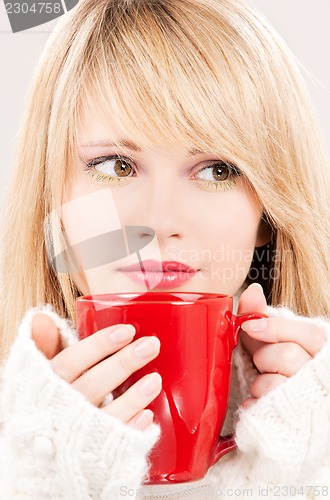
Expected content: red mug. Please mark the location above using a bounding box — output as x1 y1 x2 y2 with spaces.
76 291 266 484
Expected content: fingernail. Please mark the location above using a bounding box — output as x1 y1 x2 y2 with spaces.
109 324 135 344
241 319 268 332
132 410 154 430
249 283 264 291
134 337 160 359
139 373 162 396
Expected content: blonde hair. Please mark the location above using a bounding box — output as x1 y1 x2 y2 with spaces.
1 0 330 361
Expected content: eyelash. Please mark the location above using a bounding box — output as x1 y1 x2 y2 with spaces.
84 155 135 185
83 155 242 191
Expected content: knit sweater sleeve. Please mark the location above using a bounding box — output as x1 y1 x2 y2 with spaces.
0 306 160 500
207 305 330 498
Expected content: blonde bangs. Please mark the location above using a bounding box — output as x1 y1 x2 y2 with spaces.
76 0 271 161
75 0 330 203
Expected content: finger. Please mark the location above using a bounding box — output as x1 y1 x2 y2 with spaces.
73 336 160 406
241 317 326 357
51 324 135 382
31 313 62 359
250 373 287 399
253 342 311 376
127 409 154 431
238 283 268 316
240 397 257 409
103 372 162 423
238 283 268 357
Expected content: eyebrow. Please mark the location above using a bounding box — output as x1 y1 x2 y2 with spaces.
81 140 142 151
80 140 205 157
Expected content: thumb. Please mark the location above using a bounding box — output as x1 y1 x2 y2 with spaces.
31 313 62 359
238 283 268 357
238 282 268 316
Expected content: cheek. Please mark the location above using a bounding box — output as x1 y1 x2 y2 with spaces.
194 191 261 293
61 181 124 294
197 190 261 254
61 187 123 252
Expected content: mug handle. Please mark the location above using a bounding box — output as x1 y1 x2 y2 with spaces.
211 310 268 465
212 434 237 464
232 311 268 347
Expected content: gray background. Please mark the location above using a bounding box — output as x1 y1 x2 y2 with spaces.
1 1 330 209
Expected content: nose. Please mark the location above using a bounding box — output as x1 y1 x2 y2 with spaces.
126 175 186 243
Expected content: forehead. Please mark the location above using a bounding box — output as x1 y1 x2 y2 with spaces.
77 97 127 144
77 95 202 157
75 76 252 165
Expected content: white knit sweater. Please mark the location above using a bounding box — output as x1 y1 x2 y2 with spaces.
0 304 330 500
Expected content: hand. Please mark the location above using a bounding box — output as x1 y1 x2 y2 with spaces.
238 283 326 408
31 313 162 430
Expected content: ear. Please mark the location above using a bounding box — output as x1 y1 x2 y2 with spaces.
255 215 272 247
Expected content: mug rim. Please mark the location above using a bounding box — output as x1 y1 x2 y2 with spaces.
76 291 231 305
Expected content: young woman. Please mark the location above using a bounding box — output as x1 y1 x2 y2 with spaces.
1 0 330 498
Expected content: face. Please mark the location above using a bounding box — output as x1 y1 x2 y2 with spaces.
60 101 265 297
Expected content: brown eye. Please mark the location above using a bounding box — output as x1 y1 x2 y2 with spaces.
113 159 133 177
87 156 135 179
196 161 239 183
193 161 241 191
211 163 230 181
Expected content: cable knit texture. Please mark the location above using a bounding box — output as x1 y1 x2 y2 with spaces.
1 305 330 499
206 306 330 499
0 306 159 499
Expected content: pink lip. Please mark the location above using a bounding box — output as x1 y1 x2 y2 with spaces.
118 260 198 290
